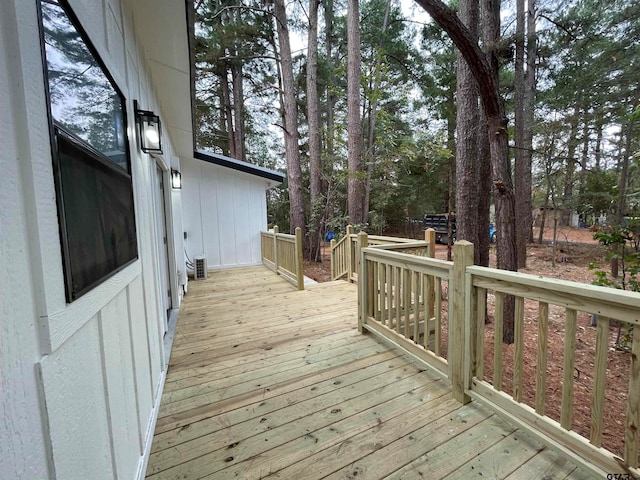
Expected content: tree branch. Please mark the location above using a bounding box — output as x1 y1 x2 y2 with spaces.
413 0 502 119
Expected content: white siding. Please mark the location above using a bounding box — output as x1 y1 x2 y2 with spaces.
1 0 187 478
127 276 153 448
39 319 113 479
182 157 270 270
99 291 142 478
0 3 49 477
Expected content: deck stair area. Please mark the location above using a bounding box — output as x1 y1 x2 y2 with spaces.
145 266 591 479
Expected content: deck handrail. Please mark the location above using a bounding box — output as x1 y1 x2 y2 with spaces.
358 239 640 478
464 263 640 477
330 225 353 280
331 226 436 282
260 226 304 290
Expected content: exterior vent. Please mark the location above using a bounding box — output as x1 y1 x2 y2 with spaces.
194 256 207 280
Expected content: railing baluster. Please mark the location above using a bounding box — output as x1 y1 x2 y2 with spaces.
590 316 609 447
422 273 429 350
381 264 388 326
372 260 379 320
434 278 441 357
295 227 304 290
384 265 393 328
395 266 401 334
494 292 504 391
413 271 420 344
273 225 279 273
367 260 375 318
535 302 549 416
625 323 640 468
476 287 487 381
514 296 525 402
403 268 411 339
561 308 577 430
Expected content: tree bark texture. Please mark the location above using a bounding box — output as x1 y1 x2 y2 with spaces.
347 0 365 226
220 70 235 157
414 0 518 341
514 0 526 267
446 94 456 262
273 0 306 235
455 0 480 255
231 57 245 161
477 103 491 267
483 0 517 343
307 0 322 261
563 102 582 225
325 0 336 160
612 102 637 278
523 0 536 243
363 0 393 225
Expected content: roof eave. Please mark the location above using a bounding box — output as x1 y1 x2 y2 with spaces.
193 150 285 184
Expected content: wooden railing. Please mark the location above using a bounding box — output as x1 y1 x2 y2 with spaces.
331 226 435 282
358 240 640 477
359 232 450 377
465 260 640 477
330 226 352 281
260 226 304 290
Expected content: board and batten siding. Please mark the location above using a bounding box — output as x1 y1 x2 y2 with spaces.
0 0 186 479
182 156 269 269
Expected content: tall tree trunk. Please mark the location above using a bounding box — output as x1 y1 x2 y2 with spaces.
477 103 491 267
347 0 364 225
455 0 479 255
579 111 590 207
514 0 526 267
539 131 558 243
523 0 536 243
273 0 306 236
563 102 582 225
514 0 536 261
595 116 603 170
307 0 322 261
363 0 393 224
446 91 456 262
220 67 235 157
325 0 335 161
612 101 637 277
231 57 245 161
483 0 517 343
415 0 518 342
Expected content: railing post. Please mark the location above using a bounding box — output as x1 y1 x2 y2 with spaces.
295 227 304 290
357 231 369 333
330 238 336 280
346 225 354 281
451 240 474 404
273 225 279 274
355 230 368 285
425 228 436 319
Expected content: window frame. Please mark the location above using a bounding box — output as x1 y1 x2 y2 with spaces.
37 0 138 303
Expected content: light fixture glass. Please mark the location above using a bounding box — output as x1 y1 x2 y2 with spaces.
171 169 182 189
134 100 162 154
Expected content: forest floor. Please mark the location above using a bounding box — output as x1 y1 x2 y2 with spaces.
303 226 634 460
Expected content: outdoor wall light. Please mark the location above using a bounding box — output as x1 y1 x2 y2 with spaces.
171 169 182 189
134 100 162 154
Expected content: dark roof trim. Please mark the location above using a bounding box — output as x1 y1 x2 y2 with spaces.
194 150 285 183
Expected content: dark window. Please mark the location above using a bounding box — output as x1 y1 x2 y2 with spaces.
39 0 137 302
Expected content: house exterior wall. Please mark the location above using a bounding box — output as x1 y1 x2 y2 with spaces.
0 0 186 478
182 156 269 269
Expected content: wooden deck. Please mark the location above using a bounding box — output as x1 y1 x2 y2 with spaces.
146 266 591 480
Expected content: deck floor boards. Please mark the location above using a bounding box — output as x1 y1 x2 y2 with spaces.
146 266 590 479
